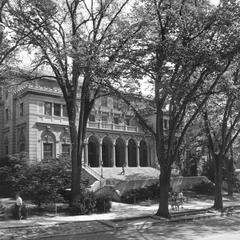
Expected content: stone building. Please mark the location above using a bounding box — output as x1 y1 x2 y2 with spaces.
0 78 168 171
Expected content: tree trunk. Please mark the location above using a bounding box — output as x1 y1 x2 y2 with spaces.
70 124 80 204
213 154 223 210
156 164 171 218
227 157 234 196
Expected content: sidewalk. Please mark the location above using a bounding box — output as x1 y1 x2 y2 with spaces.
1 193 240 228
0 193 240 239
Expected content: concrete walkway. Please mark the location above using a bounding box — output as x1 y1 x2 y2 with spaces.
1 193 240 228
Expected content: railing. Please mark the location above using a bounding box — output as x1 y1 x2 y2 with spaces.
37 115 68 124
87 121 139 132
83 164 102 181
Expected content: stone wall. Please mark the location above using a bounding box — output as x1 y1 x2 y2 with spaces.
171 176 211 192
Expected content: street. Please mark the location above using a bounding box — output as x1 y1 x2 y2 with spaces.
39 215 240 240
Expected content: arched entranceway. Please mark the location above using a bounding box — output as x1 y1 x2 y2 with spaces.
88 136 99 167
140 140 148 166
128 139 137 167
115 138 125 167
102 137 113 167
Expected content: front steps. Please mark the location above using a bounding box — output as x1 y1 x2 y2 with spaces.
82 166 160 198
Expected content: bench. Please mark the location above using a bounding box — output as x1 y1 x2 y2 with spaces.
169 193 185 211
221 207 234 216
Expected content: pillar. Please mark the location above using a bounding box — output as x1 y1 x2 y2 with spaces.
112 143 116 167
137 142 140 167
125 142 128 167
99 141 103 167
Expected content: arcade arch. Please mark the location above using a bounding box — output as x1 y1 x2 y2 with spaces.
84 134 150 168
102 137 113 167
88 135 99 167
115 138 125 167
140 140 148 167
128 138 137 167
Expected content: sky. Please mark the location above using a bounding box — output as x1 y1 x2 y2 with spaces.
210 0 220 5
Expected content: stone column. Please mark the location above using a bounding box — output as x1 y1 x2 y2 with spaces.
125 142 128 167
112 142 116 167
84 141 88 166
99 142 103 167
137 142 140 167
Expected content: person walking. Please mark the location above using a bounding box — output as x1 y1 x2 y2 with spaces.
121 162 126 175
15 193 23 220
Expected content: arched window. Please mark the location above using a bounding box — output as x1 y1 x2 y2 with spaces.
41 131 56 160
60 132 71 158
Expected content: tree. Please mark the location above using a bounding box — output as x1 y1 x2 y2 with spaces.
107 0 240 217
7 0 142 202
203 59 240 208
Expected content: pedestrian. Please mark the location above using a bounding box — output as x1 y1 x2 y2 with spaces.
121 162 126 175
15 192 23 220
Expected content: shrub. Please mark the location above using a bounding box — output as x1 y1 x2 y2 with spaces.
0 153 28 197
121 183 160 203
191 181 215 195
19 158 71 207
69 191 96 215
0 155 71 206
95 197 112 213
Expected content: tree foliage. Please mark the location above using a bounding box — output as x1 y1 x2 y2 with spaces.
7 0 141 202
0 155 71 206
107 0 240 217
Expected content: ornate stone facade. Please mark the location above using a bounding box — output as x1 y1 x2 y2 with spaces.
0 79 163 168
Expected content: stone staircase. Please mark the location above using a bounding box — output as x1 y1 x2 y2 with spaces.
82 167 160 198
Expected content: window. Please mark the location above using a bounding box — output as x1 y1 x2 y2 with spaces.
20 103 24 116
43 143 53 159
125 118 130 126
102 114 108 122
62 105 68 117
54 103 61 116
44 102 52 116
62 144 71 157
114 116 119 124
101 96 108 107
5 108 9 121
113 98 119 109
164 119 168 129
19 143 25 152
89 114 95 122
18 128 25 152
